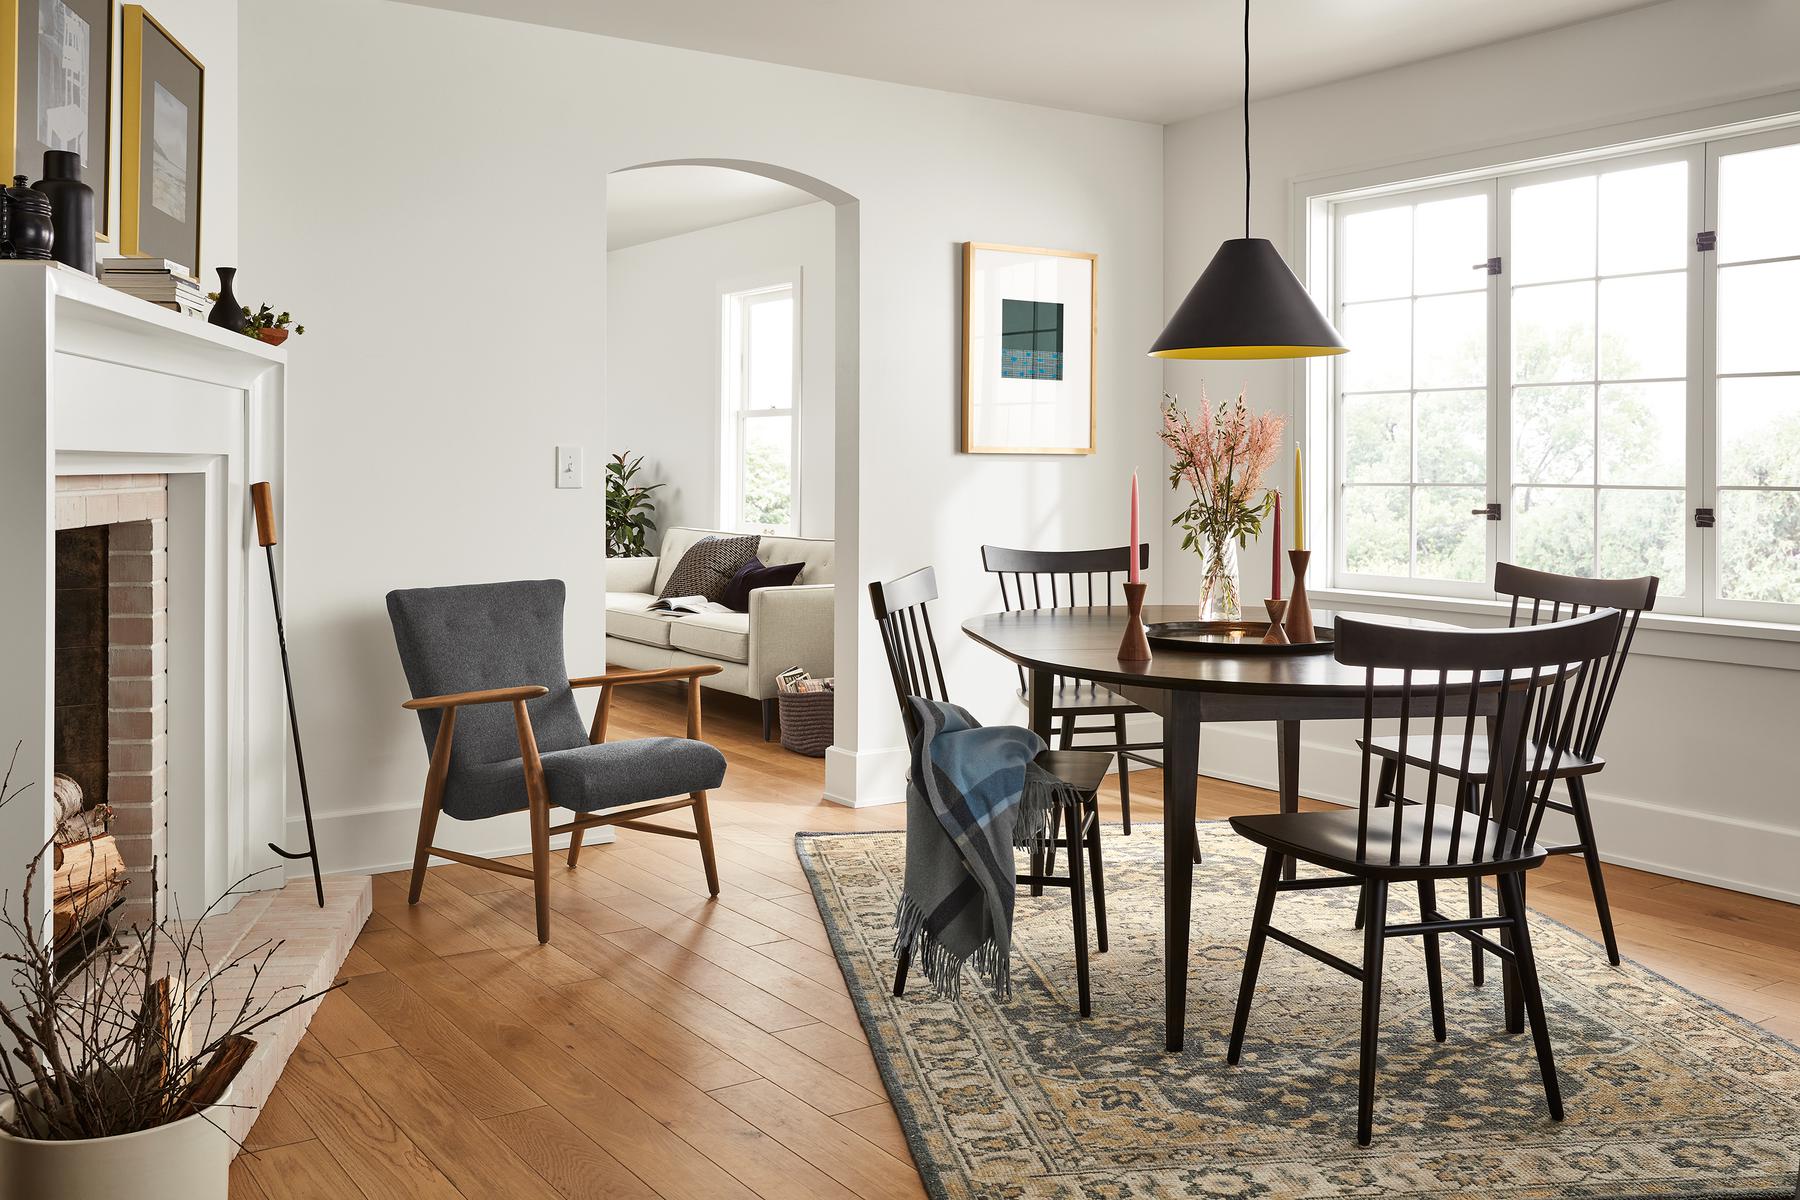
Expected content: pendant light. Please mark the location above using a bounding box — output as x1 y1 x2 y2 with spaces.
1150 0 1346 360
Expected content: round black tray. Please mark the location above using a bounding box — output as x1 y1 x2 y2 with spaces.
1145 619 1335 655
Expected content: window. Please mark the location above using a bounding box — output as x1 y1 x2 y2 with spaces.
1323 126 1800 623
721 278 800 535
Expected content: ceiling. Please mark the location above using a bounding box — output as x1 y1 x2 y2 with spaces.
607 166 821 250
405 0 1663 124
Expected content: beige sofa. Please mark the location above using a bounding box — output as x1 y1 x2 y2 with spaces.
605 527 834 739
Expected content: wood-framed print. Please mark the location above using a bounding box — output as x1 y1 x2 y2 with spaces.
119 4 198 275
961 242 1097 455
2 0 114 235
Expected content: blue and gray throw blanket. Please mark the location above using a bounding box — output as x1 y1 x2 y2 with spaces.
894 697 1081 1000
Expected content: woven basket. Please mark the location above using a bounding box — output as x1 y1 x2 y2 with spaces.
777 688 834 757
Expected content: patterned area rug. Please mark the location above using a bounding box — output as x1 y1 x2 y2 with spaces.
798 822 1800 1199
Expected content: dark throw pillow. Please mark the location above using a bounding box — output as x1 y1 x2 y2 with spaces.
725 560 804 612
658 534 760 603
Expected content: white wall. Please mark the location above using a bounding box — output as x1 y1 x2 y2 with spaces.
239 0 1164 867
1160 0 1800 900
607 200 836 542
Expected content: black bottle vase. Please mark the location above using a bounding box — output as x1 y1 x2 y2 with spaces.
4 175 54 261
209 267 245 331
32 150 94 274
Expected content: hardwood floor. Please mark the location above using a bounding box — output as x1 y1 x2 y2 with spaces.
237 683 1800 1199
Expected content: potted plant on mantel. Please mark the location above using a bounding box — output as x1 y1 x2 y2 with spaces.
0 750 337 1199
241 303 304 346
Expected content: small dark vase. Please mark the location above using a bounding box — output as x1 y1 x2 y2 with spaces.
32 150 94 274
4 175 55 261
209 267 245 331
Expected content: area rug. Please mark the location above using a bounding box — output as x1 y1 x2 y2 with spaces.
797 822 1800 1199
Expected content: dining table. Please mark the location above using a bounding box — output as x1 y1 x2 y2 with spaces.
961 603 1525 1052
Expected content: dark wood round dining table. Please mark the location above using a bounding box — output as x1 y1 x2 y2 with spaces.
962 604 1516 1051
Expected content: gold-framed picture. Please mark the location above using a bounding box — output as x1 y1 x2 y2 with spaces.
3 0 115 236
961 241 1097 455
119 3 198 274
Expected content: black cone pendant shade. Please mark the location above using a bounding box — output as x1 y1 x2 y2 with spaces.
1150 0 1346 361
1149 237 1345 360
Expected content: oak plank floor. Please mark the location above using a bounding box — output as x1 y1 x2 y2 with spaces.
238 683 1800 1198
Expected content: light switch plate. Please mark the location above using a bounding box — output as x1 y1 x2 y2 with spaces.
556 445 583 489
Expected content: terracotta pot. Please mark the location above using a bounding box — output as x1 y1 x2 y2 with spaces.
256 327 289 346
0 1088 233 1199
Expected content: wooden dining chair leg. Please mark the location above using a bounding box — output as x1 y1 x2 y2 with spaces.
1356 879 1390 1148
1418 879 1447 1042
1084 797 1107 952
1352 759 1400 932
1227 850 1283 1064
1463 782 1486 988
893 944 912 996
1113 712 1132 834
1496 872 1526 1035
1029 832 1047 898
1064 799 1092 1018
1502 872 1564 1121
692 791 721 897
1567 776 1621 966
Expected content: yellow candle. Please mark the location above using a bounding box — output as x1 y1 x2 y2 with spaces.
1297 448 1307 550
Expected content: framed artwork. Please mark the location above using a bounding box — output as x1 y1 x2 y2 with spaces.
2 0 114 235
961 242 1097 455
119 4 198 274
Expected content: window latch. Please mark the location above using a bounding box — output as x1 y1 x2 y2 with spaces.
1694 507 1715 528
1696 231 1717 253
1472 502 1502 521
1472 256 1502 275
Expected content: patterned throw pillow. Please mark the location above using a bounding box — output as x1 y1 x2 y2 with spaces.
658 534 761 603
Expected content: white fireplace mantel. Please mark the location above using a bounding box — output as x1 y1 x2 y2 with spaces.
0 262 289 941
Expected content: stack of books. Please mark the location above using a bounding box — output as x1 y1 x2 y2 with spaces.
99 259 207 318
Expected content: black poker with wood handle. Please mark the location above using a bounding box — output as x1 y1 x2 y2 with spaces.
252 481 325 907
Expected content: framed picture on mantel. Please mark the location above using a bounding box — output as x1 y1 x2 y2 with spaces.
961 241 1097 455
119 4 200 276
2 0 115 236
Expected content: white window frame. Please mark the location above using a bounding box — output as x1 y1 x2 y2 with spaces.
1306 115 1800 627
719 272 802 536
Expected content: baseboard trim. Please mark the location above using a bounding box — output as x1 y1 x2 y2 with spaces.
823 744 908 808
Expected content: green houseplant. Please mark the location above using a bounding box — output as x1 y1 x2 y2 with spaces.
606 452 664 558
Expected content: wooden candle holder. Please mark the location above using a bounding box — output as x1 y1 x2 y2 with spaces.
1262 599 1290 643
1117 581 1151 662
1284 550 1316 643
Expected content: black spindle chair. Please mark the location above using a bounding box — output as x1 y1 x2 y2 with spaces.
1364 563 1656 980
1224 608 1624 1145
869 566 1112 1016
980 544 1162 838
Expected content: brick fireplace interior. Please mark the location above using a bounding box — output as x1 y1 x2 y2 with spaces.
52 474 169 930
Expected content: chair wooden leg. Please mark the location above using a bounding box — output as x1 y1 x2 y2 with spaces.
692 791 721 896
1228 850 1283 1064
1503 872 1563 1121
1568 776 1621 966
1064 799 1091 1018
1469 876 1486 987
1354 760 1398 931
1084 797 1107 952
566 824 586 869
409 709 456 904
1113 712 1132 835
528 796 552 944
1497 871 1525 1035
1419 879 1447 1042
1357 879 1390 1147
1029 831 1047 898
893 943 911 996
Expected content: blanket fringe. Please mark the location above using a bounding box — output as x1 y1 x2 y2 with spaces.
1016 762 1083 850
893 893 1011 1001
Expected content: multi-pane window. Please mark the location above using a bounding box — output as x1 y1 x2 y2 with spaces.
1326 127 1800 623
721 280 800 535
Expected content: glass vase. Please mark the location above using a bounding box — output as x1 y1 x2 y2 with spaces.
1198 531 1241 623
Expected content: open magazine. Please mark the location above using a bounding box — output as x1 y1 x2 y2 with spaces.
649 595 733 614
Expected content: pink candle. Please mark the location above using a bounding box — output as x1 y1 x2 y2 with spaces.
1129 471 1141 584
1270 491 1282 602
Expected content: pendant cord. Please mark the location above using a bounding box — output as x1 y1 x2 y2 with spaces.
1243 0 1251 241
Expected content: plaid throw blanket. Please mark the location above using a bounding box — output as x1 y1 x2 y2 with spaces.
894 698 1080 999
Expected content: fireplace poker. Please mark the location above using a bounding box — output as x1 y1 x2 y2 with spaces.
252 481 325 907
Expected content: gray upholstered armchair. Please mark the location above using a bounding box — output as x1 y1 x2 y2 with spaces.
386 579 727 943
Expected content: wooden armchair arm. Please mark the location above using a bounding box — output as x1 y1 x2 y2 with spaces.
403 684 549 711
573 665 720 744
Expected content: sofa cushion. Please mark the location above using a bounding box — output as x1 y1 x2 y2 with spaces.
723 559 804 612
668 611 752 664
656 527 834 590
605 592 677 648
658 534 760 602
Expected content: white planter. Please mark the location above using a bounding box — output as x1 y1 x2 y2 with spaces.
0 1090 232 1200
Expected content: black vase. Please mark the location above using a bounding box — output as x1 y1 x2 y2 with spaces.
32 150 94 274
209 267 245 331
3 175 54 261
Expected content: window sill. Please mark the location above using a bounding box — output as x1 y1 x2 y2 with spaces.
1311 586 1800 672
